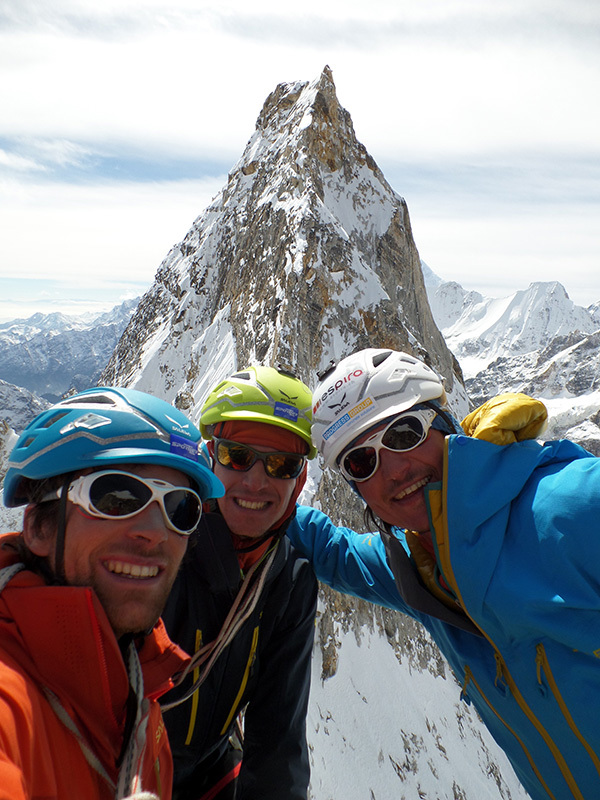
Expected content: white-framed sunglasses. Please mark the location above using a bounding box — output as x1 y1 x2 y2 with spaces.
338 408 437 483
42 470 202 536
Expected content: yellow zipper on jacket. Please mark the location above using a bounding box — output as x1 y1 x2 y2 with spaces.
433 441 586 799
535 643 600 778
220 624 260 736
462 665 557 800
184 629 203 746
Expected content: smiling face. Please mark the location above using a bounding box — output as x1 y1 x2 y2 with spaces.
23 463 189 640
214 444 298 538
352 423 446 539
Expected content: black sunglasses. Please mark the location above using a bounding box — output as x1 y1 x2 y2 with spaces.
213 438 306 480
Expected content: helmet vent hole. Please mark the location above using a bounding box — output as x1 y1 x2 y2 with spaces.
61 393 116 406
372 351 392 368
41 411 69 428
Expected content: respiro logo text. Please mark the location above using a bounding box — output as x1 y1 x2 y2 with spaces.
313 369 364 414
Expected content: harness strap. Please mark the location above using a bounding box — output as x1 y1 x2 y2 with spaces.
0 563 25 591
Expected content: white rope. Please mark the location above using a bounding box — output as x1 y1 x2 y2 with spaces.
115 643 151 799
161 541 279 711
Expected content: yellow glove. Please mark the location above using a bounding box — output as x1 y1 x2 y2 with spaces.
461 393 548 445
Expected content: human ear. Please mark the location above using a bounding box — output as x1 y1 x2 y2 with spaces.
22 506 56 557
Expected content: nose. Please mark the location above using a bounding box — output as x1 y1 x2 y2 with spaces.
240 460 270 489
376 447 411 480
125 502 170 543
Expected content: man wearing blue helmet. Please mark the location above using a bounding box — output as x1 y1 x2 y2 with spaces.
0 387 224 800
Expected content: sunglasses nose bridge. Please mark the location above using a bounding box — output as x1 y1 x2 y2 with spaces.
239 456 271 484
121 499 171 541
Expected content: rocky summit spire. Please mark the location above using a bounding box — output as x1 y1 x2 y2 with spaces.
101 66 465 417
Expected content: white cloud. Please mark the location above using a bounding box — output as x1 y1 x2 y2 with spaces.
0 0 598 319
0 175 223 283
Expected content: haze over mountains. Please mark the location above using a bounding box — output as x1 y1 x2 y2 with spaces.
1 67 598 799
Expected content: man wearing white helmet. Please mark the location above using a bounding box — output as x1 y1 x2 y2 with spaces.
287 348 600 800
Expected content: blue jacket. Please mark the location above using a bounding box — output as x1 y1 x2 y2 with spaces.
287 434 600 800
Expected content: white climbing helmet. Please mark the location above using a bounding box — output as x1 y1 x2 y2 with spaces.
312 349 446 469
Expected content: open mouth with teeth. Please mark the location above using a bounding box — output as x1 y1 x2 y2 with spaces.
393 476 431 501
234 498 269 511
105 560 160 579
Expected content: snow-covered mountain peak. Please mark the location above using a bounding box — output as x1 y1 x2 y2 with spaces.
441 279 596 375
103 68 466 418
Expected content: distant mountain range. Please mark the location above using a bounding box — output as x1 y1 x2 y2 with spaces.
423 263 600 454
0 298 138 403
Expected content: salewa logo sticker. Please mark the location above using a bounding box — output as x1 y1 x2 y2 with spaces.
327 392 350 416
280 389 299 403
274 402 299 422
170 435 199 461
165 414 190 434
60 413 111 435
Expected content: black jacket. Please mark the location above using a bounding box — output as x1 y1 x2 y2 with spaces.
161 511 318 800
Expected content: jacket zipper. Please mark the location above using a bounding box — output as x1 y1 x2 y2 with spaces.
464 650 590 800
461 665 557 800
184 629 203 746
220 624 260 736
535 643 600 779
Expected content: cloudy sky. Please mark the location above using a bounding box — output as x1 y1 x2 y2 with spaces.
1 0 599 322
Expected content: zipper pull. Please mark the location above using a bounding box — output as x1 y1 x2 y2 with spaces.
493 651 509 696
535 644 543 684
494 651 503 686
460 666 472 702
535 643 548 696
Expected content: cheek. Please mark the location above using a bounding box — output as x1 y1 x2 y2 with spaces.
170 534 188 565
356 474 383 508
213 463 236 494
279 481 296 507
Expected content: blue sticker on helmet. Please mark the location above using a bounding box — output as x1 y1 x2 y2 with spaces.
274 402 299 422
170 434 199 461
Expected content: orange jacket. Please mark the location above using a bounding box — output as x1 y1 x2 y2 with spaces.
0 534 189 800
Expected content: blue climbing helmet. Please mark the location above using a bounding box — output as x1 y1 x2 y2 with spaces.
3 386 224 507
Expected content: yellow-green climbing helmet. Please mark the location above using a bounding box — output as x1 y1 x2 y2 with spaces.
200 366 316 458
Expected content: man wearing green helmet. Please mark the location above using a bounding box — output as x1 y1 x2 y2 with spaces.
0 387 224 800
159 366 318 800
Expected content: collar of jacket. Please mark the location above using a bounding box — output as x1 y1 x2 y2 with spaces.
185 512 290 597
427 435 585 616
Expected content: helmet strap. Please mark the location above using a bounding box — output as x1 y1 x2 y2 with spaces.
51 478 70 586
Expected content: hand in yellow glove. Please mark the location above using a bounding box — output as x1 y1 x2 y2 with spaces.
461 393 548 445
